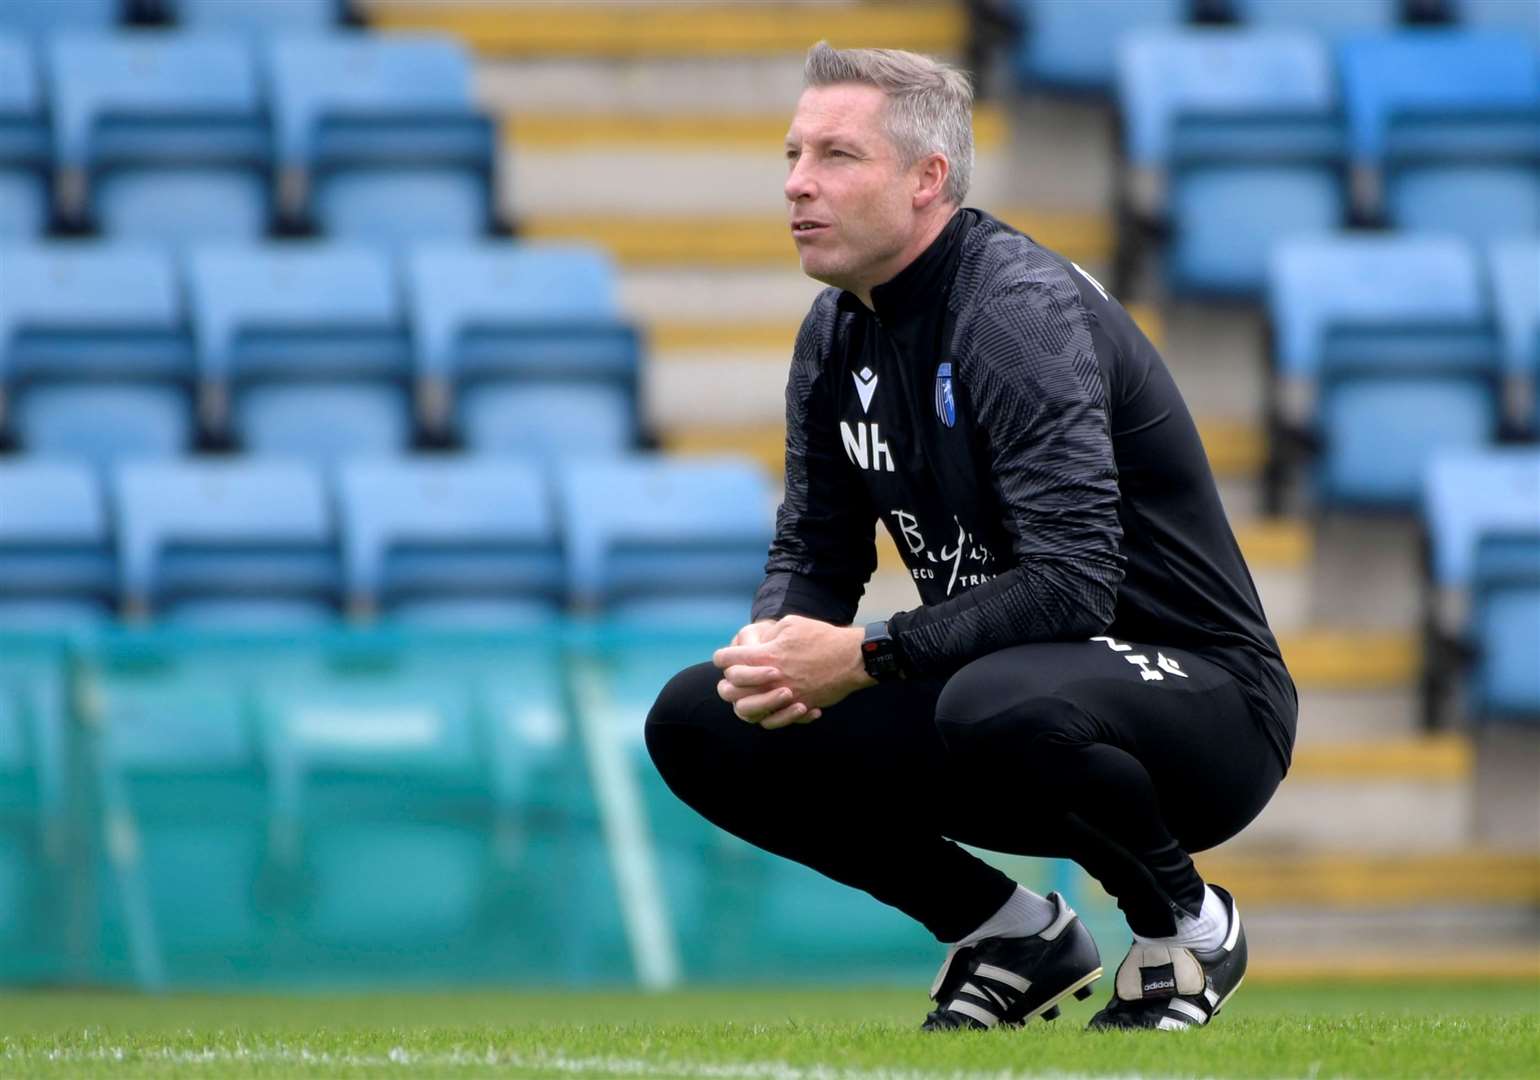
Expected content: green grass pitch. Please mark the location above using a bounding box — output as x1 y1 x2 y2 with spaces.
1 981 1535 1078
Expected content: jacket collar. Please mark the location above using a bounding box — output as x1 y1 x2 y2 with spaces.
864 208 971 323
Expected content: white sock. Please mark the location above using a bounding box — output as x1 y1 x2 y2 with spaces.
952 885 1057 946
1134 885 1229 953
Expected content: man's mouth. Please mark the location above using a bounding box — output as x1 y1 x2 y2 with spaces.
791 221 829 236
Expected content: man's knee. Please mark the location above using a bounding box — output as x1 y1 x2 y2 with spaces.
644 661 725 773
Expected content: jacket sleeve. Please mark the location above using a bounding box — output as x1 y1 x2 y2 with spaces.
750 297 877 626
887 276 1126 676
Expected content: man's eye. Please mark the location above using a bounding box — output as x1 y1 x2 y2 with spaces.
829 149 849 158
786 149 800 161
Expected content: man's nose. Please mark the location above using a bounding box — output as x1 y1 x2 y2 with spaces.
785 158 816 203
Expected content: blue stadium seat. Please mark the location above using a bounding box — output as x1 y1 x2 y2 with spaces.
0 0 119 38
1490 241 1539 429
1339 33 1540 241
267 36 495 243
0 462 114 628
557 456 772 622
337 457 564 624
186 245 412 462
169 0 345 32
0 34 49 238
1013 0 1184 94
47 34 271 243
1118 29 1346 296
1269 235 1501 507
1424 449 1540 592
1423 449 1540 724
1450 0 1540 45
0 245 195 464
406 244 640 455
1471 530 1540 722
1227 0 1398 35
113 460 341 625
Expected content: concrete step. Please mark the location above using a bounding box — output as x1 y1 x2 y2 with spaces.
622 268 824 325
368 1 964 58
1275 629 1418 691
521 207 1113 268
1234 736 1479 852
476 56 812 116
1234 776 1467 851
504 108 1009 151
502 141 1025 218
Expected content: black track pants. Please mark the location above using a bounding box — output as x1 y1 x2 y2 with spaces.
645 636 1288 941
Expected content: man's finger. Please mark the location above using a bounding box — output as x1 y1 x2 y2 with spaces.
794 707 823 724
721 664 783 688
718 677 786 705
713 644 769 670
759 700 811 730
732 686 797 723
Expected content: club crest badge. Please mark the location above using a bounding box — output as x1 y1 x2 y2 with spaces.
934 362 955 428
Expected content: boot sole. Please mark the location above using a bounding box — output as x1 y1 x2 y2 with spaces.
1020 966 1103 1023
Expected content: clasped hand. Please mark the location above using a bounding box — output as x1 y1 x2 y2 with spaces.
712 614 874 729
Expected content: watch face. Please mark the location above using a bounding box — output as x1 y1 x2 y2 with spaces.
863 635 900 680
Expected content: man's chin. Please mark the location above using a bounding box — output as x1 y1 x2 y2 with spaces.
798 256 850 292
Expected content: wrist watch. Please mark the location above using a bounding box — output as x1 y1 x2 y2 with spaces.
861 620 905 682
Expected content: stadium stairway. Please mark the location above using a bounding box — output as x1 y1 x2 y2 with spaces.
361 0 1539 982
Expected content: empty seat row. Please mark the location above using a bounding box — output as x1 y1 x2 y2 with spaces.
0 242 641 463
1115 29 1540 294
0 455 774 629
0 0 347 36
1015 0 1540 93
1421 447 1540 725
1265 235 1539 509
0 32 495 243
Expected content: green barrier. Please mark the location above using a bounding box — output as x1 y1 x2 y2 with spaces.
0 623 1128 989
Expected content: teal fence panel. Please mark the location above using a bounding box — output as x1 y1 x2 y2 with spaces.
0 623 1136 989
0 635 88 983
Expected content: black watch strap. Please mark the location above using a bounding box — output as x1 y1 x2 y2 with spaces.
861 620 905 681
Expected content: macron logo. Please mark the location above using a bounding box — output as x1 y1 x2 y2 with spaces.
853 367 878 414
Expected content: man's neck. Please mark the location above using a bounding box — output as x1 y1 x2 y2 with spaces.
853 205 958 310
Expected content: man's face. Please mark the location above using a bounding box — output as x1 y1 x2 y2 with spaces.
784 83 920 294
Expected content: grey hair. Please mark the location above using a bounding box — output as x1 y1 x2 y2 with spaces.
803 41 974 206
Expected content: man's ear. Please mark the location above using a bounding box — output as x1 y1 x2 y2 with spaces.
912 152 950 210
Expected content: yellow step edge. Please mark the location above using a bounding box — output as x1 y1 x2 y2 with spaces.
1233 517 1311 570
1199 416 1263 477
664 425 785 475
1277 629 1419 689
651 323 800 354
370 2 964 58
1194 851 1537 907
507 107 1007 152
1248 951 1540 982
1121 301 1164 349
1288 733 1472 782
524 209 1113 268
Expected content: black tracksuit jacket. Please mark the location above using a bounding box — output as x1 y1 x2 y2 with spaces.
750 209 1297 767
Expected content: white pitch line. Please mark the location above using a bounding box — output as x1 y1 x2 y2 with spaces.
0 1041 1220 1080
